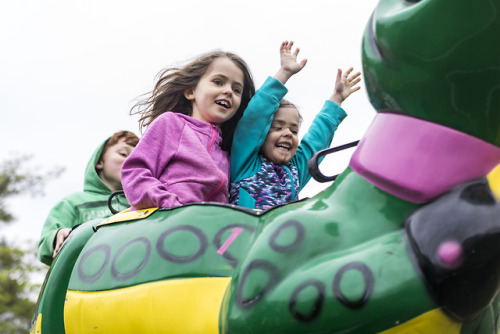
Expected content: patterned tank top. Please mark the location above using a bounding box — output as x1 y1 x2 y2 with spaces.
229 156 300 210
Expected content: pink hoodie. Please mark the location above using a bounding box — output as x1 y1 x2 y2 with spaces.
121 112 230 210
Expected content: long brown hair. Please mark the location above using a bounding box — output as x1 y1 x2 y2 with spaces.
131 51 255 152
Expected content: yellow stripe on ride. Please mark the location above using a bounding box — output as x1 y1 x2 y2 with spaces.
29 314 41 334
487 163 500 201
64 277 231 334
379 308 461 334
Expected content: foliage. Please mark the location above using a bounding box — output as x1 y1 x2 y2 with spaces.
0 155 62 224
0 155 60 333
0 240 44 333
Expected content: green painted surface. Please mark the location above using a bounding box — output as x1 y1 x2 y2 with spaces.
68 206 261 291
362 0 500 145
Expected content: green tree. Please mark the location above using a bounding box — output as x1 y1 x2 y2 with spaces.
0 155 61 333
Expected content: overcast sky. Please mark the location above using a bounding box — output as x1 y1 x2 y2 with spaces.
1 0 379 246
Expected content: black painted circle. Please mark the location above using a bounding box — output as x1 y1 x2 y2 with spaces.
289 279 325 322
156 225 208 263
236 260 279 309
78 244 111 283
333 262 374 309
213 223 256 268
111 237 151 280
269 220 305 253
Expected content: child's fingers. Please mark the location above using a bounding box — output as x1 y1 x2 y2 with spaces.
351 77 361 86
280 41 288 53
344 67 354 77
347 72 362 85
349 71 361 79
336 68 342 82
293 47 300 57
350 74 362 82
283 40 293 53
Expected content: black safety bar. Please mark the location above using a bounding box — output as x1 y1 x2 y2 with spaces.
307 140 359 183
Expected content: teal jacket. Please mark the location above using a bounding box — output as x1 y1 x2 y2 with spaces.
230 77 347 209
37 138 129 266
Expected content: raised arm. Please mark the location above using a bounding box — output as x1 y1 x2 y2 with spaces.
231 41 307 182
293 67 361 188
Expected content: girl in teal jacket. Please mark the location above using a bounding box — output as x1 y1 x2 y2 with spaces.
37 131 138 266
230 41 361 210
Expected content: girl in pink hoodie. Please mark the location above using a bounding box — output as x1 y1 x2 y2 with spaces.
122 51 255 210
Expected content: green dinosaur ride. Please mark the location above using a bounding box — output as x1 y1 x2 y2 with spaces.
30 0 500 332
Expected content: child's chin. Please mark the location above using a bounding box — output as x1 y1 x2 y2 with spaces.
272 156 291 165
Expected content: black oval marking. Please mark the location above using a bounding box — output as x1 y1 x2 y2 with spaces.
156 225 207 263
269 220 305 253
333 262 374 309
289 279 325 322
78 244 111 283
111 237 151 280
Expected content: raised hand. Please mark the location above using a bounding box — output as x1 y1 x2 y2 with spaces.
330 67 361 106
274 41 307 84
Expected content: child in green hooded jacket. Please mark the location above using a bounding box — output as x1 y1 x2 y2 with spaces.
37 131 139 266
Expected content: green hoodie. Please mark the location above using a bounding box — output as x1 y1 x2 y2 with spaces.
37 137 129 266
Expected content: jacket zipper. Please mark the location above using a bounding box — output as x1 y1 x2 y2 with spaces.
207 171 226 201
207 125 217 152
206 124 225 201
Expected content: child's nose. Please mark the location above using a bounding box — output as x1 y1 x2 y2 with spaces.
222 84 233 95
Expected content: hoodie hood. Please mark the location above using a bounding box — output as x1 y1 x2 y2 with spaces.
83 137 114 195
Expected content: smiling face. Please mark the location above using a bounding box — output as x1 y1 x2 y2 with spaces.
185 57 245 124
260 106 300 165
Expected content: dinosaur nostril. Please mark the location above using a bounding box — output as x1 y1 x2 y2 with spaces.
437 241 463 269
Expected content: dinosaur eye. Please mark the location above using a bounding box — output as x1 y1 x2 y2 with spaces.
404 0 421 3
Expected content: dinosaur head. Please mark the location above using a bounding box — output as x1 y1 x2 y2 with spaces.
362 0 500 146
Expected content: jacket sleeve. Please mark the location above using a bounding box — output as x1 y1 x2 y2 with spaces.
121 113 182 209
292 100 347 190
230 77 288 182
37 198 78 266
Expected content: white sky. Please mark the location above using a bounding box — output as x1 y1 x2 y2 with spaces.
1 0 379 246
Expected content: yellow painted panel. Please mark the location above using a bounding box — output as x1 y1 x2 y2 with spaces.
97 208 157 227
64 277 230 334
379 309 461 334
487 164 500 201
29 314 42 334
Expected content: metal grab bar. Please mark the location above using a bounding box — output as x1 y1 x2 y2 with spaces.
307 140 359 183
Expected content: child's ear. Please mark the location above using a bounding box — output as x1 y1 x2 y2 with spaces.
95 161 103 171
184 87 195 101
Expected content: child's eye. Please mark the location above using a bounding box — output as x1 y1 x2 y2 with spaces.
291 130 298 135
233 87 242 94
213 79 222 85
271 126 282 131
